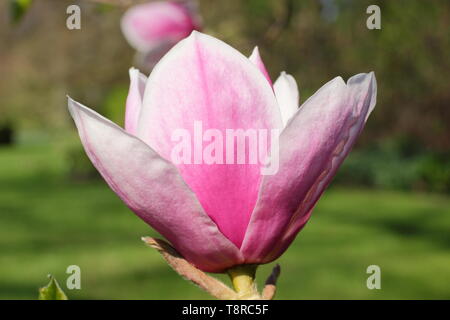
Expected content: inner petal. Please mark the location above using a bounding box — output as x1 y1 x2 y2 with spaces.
137 32 282 247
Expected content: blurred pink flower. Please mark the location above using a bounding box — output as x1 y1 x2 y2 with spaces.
68 32 376 272
121 1 201 68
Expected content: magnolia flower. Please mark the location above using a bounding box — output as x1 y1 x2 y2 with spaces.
68 31 376 288
121 1 201 69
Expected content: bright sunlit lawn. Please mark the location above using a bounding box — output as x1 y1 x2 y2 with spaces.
1 135 449 299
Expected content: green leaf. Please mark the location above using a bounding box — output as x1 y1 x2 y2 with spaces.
9 0 33 24
38 275 68 300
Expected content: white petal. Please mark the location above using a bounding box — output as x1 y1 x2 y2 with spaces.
273 72 300 126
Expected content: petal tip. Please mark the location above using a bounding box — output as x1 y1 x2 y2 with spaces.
129 66 138 76
187 29 203 40
67 96 78 119
67 97 106 128
67 96 84 114
128 67 146 82
347 72 376 87
176 30 210 51
369 71 377 85
336 75 345 84
250 46 260 56
345 72 377 120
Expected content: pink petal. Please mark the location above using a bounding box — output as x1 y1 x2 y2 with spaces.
124 68 147 135
248 46 272 86
68 97 243 272
121 1 199 53
241 72 377 263
273 72 299 126
137 31 282 248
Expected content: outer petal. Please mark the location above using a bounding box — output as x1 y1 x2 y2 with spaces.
121 1 199 53
248 46 272 86
124 68 147 135
68 98 243 272
273 72 299 126
241 72 377 263
138 31 282 248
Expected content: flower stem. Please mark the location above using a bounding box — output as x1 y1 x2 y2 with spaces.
227 265 260 300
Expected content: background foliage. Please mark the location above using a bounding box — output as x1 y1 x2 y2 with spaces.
0 0 449 299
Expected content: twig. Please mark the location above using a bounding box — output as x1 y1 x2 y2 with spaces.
261 264 281 300
142 237 238 300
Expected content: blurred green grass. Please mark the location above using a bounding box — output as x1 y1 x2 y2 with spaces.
0 140 449 299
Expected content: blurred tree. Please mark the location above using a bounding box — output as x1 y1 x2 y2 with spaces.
9 0 33 24
0 0 448 151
